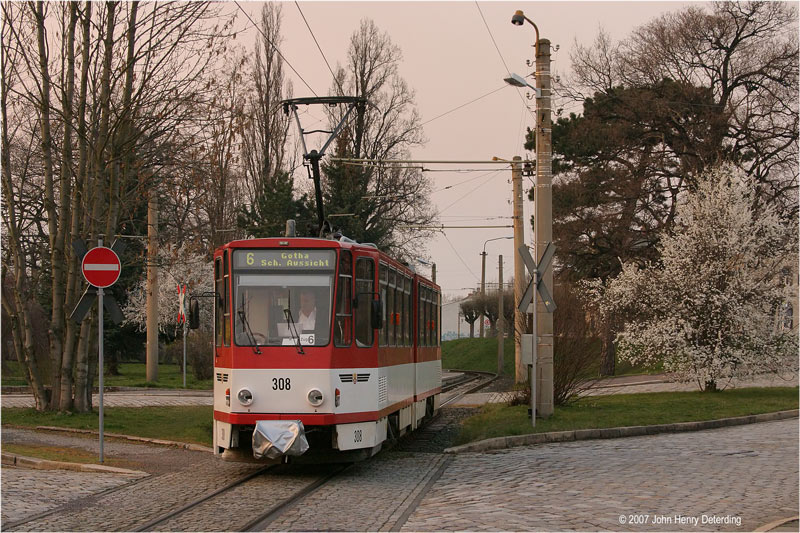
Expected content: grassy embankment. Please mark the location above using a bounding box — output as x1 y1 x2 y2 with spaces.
442 337 797 445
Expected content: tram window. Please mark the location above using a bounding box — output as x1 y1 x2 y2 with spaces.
417 284 423 346
223 251 231 346
433 291 440 346
387 269 396 346
231 249 335 347
419 287 426 347
379 263 388 347
215 257 223 347
404 277 411 346
355 258 374 347
335 251 353 347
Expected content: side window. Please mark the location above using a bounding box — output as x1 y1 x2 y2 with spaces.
402 276 409 347
388 269 396 346
421 287 428 347
355 258 374 347
434 290 440 346
380 263 388 347
223 251 231 346
215 257 223 347
417 283 423 346
335 250 353 347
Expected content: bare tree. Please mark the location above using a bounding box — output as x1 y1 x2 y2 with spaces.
2 0 235 411
323 19 437 257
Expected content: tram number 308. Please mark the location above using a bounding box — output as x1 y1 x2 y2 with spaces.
272 378 291 391
353 429 363 443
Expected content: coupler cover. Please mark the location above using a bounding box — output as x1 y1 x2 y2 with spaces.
252 420 310 460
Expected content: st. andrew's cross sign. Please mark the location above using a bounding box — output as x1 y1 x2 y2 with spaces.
518 243 556 314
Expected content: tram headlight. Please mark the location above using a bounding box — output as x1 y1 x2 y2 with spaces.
307 389 324 407
237 388 254 406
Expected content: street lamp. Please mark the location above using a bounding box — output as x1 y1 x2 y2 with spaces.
511 10 539 58
480 236 513 338
511 9 555 419
503 73 541 98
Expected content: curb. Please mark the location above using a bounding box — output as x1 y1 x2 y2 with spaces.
754 516 799 532
444 409 799 454
33 426 214 453
1 452 147 476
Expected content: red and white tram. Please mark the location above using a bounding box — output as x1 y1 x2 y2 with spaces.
211 237 442 461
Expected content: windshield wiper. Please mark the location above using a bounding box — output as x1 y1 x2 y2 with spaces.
283 308 305 355
237 302 261 354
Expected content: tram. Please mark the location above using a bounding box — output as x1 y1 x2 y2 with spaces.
210 236 442 461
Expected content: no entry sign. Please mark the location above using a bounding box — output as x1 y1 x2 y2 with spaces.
82 246 121 288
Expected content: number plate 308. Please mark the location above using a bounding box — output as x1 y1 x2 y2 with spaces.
272 377 291 390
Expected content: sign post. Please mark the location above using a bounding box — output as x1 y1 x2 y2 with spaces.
72 237 124 463
178 284 187 388
518 243 556 427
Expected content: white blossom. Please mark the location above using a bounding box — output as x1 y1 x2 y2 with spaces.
586 164 799 390
122 244 214 335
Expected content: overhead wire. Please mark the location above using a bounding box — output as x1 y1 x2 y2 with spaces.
294 1 345 95
440 231 480 281
439 171 501 214
433 169 500 193
474 1 536 122
234 1 319 97
420 85 508 126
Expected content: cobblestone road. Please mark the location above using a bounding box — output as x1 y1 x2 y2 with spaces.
1 390 212 409
401 419 799 532
1 467 145 525
3 419 796 531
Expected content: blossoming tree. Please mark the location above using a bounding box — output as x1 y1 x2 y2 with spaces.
586 165 798 391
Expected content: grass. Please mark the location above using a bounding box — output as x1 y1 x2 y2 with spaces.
2 443 139 469
455 386 799 445
442 337 515 375
2 405 213 446
442 337 661 379
1 362 213 390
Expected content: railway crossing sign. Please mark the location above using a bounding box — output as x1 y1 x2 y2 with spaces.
518 243 557 313
82 246 121 288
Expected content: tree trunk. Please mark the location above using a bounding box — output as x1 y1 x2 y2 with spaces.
600 320 616 376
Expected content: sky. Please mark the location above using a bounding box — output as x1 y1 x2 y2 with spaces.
234 0 691 299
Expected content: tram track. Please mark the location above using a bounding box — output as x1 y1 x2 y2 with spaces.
441 369 496 407
128 463 350 532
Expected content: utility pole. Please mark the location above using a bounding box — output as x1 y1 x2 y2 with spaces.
146 189 158 382
512 156 526 383
535 39 554 416
497 255 504 374
480 251 486 338
431 262 436 284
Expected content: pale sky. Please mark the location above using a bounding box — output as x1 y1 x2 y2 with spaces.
235 1 691 297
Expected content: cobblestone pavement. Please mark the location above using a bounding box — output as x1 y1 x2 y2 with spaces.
1 467 145 525
1 390 212 409
401 419 799 532
1 418 797 531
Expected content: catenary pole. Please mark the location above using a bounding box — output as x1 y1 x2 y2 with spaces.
497 256 504 374
480 252 486 338
535 39 554 416
146 189 158 382
512 156 526 383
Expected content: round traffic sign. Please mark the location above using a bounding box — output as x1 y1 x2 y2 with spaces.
82 246 121 288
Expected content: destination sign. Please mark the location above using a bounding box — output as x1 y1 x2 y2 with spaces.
234 250 336 270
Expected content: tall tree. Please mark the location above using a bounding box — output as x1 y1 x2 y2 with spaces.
587 165 798 391
1 1 234 411
541 1 798 374
237 3 310 238
322 19 436 257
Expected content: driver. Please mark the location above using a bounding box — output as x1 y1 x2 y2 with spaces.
297 290 316 332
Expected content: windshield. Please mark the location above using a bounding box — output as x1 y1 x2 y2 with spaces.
233 250 335 347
